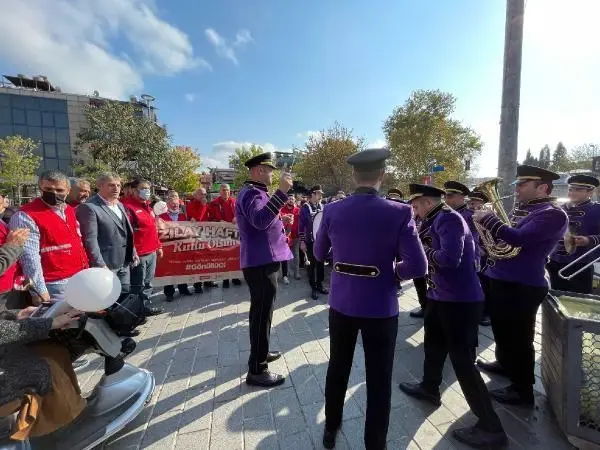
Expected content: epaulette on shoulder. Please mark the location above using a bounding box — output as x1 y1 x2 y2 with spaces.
441 205 453 212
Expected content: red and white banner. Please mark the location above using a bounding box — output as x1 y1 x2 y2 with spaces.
154 219 242 286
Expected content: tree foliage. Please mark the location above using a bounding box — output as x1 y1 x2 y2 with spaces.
0 136 42 203
383 89 482 188
570 143 600 170
522 149 538 166
294 122 364 194
538 145 551 169
228 145 280 191
76 101 171 183
550 142 572 172
164 146 202 193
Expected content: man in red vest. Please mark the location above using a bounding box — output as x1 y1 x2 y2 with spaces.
211 183 241 288
9 170 89 304
186 187 213 221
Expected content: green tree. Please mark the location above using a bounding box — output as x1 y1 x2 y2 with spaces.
228 145 280 191
294 122 364 193
550 142 572 172
538 145 551 169
76 101 171 183
0 136 41 204
72 159 116 185
164 145 202 193
522 149 538 166
570 143 600 170
383 89 482 187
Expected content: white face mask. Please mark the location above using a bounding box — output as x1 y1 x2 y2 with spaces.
139 188 151 200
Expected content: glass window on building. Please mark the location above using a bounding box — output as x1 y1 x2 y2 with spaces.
24 97 40 110
0 107 10 124
10 96 26 109
54 113 68 128
0 124 12 136
33 143 43 157
12 108 25 125
44 159 59 170
42 111 54 127
28 126 42 140
44 143 57 158
57 144 71 159
26 110 41 126
56 128 69 144
42 127 56 143
58 159 72 173
12 125 27 137
0 95 10 107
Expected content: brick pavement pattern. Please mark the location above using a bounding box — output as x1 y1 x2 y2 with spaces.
77 276 575 449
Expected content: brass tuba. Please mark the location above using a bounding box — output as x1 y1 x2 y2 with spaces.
472 178 521 259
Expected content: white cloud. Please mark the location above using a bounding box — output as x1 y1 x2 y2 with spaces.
200 141 285 169
367 139 387 148
205 28 252 65
296 130 322 140
0 0 208 99
184 93 196 103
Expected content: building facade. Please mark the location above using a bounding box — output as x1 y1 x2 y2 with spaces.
0 74 156 176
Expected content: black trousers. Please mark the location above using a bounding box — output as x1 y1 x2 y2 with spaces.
488 278 547 395
325 308 398 450
281 261 288 277
243 262 279 374
164 284 189 296
478 273 491 317
306 241 324 288
413 277 428 310
547 260 594 294
423 300 502 432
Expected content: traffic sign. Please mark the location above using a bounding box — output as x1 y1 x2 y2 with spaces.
432 165 445 173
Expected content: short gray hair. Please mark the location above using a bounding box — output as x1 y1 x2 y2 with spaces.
39 170 69 186
96 172 121 186
70 177 90 188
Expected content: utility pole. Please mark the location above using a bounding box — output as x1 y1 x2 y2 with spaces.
497 0 525 209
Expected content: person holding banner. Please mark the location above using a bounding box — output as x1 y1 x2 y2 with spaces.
313 149 428 450
235 153 293 388
211 184 242 288
159 190 194 301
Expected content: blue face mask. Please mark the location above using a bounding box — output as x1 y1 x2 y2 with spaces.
139 188 151 201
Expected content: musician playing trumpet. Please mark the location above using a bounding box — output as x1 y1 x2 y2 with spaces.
547 174 600 294
472 165 568 406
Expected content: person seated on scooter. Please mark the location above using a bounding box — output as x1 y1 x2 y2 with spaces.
0 305 85 440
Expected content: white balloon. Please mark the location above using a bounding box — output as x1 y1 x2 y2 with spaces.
65 268 121 312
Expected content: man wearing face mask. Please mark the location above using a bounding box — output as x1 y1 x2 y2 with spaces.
9 170 89 304
121 179 164 315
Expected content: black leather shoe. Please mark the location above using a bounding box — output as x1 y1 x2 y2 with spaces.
179 289 192 296
311 289 319 300
232 278 242 286
489 385 534 406
476 359 507 376
194 285 204 294
118 329 141 337
480 316 491 326
144 306 165 316
222 279 230 288
266 351 282 363
139 317 148 326
165 295 174 302
398 382 441 407
452 426 508 448
409 308 425 318
316 284 329 294
246 370 285 387
323 428 338 449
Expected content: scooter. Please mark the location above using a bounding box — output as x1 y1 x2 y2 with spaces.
0 300 155 450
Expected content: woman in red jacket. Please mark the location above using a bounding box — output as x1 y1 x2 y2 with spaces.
279 194 301 282
159 191 195 301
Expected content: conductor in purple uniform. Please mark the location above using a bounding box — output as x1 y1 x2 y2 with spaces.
474 165 568 406
235 152 293 388
399 184 507 449
313 148 427 450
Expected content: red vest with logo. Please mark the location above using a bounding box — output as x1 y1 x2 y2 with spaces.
20 198 89 282
0 221 19 293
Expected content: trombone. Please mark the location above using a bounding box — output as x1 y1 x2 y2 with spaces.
558 242 600 280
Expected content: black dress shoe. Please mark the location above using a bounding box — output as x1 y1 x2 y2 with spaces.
323 428 338 449
232 278 242 286
480 316 491 326
476 359 507 376
266 351 282 363
409 308 425 318
118 329 141 337
246 370 285 387
222 279 230 288
311 289 319 300
179 289 193 296
194 285 204 294
452 426 508 449
144 306 165 316
165 295 174 302
398 382 441 407
139 317 148 325
316 284 329 294
489 385 534 406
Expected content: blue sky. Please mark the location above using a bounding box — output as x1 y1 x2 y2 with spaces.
0 0 598 176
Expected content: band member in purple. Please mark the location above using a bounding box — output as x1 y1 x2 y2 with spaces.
399 184 506 449
314 149 427 450
467 189 492 326
299 185 328 300
235 152 293 387
385 188 405 203
548 174 600 294
444 181 479 243
473 165 568 406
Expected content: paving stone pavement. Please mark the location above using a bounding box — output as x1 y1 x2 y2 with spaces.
76 273 575 450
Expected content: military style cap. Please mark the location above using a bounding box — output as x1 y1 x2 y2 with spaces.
567 174 599 189
347 148 391 172
309 184 324 194
387 188 403 197
514 164 560 183
443 180 470 196
245 152 277 169
468 190 489 203
408 183 445 202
